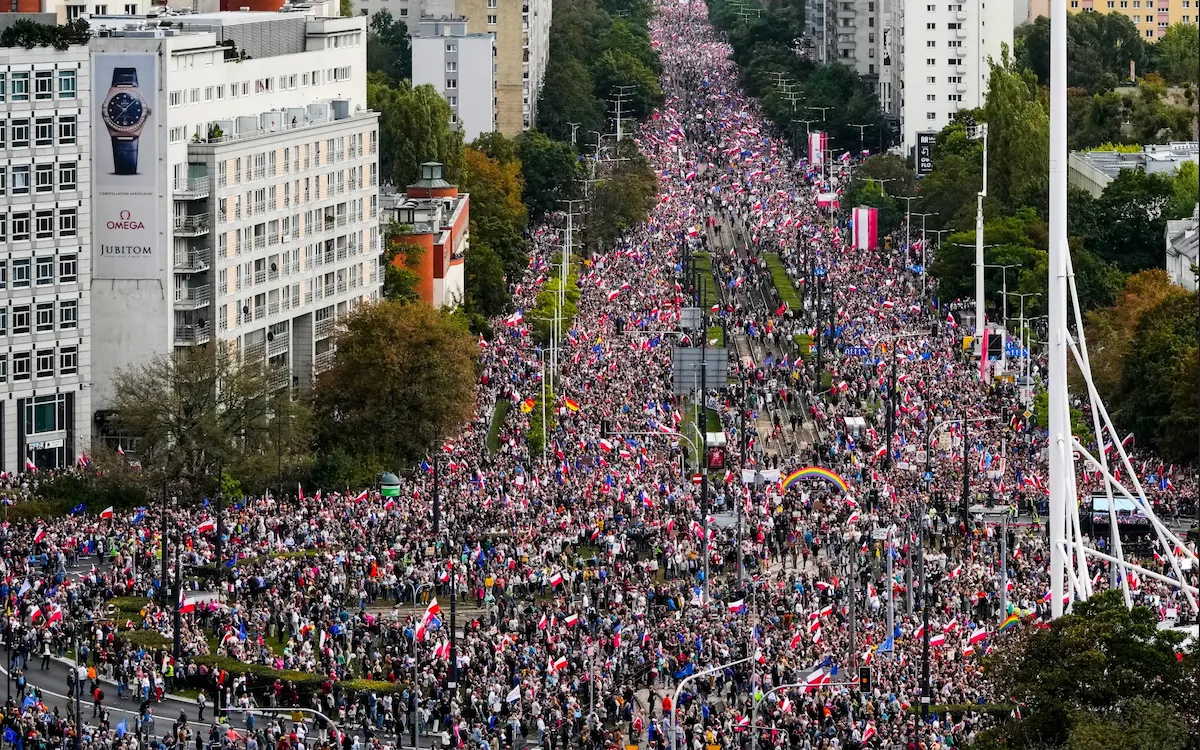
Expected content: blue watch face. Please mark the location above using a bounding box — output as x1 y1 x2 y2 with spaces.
107 92 144 127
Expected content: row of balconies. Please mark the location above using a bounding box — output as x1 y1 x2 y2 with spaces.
214 145 371 189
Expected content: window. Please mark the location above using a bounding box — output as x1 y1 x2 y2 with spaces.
169 90 183 107
59 211 77 239
34 71 53 101
927 22 936 28
12 305 30 334
12 352 30 382
927 76 937 83
0 73 5 102
12 259 30 289
926 58 937 65
35 255 54 283
948 93 963 101
927 40 936 46
0 261 6 290
927 111 937 120
1132 13 1141 20
35 349 54 379
487 13 497 23
446 42 457 52
34 118 53 147
59 163 76 191
447 61 458 72
124 3 137 13
190 87 200 103
59 300 77 330
0 308 5 335
35 165 53 194
58 70 76 99
11 119 30 148
59 346 77 376
205 86 214 101
35 303 54 332
927 94 937 101
58 116 77 145
35 212 53 240
0 122 5 149
926 3 936 8
448 95 458 106
65 4 84 19
12 166 30 196
217 85 225 100
447 79 458 89
94 4 108 13
58 253 76 279
11 213 30 242
11 72 29 102
1145 28 1154 35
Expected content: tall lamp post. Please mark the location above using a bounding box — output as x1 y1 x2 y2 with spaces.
872 329 932 471
983 263 1019 330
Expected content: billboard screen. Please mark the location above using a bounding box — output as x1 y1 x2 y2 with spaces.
93 53 160 280
915 131 937 176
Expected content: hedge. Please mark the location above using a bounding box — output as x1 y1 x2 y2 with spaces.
188 656 407 699
193 549 322 579
122 630 171 649
905 703 1015 718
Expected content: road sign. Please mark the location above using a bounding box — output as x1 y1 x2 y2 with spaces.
814 267 827 277
1023 410 1032 420
671 346 729 396
924 471 934 482
845 346 870 357
691 473 704 485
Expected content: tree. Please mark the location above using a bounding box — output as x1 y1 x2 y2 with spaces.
1073 167 1175 273
591 48 663 121
110 345 309 499
1167 161 1199 219
471 131 520 165
1124 76 1196 144
460 146 529 279
975 590 1193 750
368 75 465 188
314 301 478 470
929 210 1047 307
984 47 1050 212
587 146 657 251
841 180 900 238
366 11 412 85
1016 13 1146 92
464 242 510 324
382 229 425 304
1155 22 1200 86
517 131 580 220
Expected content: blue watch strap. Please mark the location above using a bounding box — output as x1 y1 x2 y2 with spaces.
112 67 139 87
113 138 139 176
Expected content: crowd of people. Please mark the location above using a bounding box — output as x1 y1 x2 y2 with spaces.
1 3 1196 750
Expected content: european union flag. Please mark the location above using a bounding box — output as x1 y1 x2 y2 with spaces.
70 503 85 515
673 663 695 679
4 727 17 744
116 720 128 738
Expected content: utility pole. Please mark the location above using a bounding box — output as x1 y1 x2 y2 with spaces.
566 121 581 148
806 105 834 121
983 263 1019 330
610 86 635 142
432 444 440 535
968 124 990 363
910 211 937 296
895 196 919 264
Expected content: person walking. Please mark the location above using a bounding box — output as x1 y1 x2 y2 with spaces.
197 690 208 722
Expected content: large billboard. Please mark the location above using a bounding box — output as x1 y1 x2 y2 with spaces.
93 53 160 280
915 131 937 176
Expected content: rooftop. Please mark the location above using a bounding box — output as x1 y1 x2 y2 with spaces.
1073 142 1199 180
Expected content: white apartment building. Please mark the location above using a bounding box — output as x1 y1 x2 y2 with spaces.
356 0 550 135
899 0 1012 155
412 16 495 142
88 12 381 419
0 41 92 473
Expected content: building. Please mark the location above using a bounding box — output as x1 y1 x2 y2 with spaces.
899 0 1013 156
0 37 92 472
0 2 154 21
88 12 381 421
355 0 550 136
1031 0 1200 40
411 15 496 142
380 162 468 308
1166 204 1199 290
1068 141 1199 196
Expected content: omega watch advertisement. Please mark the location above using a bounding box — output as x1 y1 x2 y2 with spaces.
93 52 160 281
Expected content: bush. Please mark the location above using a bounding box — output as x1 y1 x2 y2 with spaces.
122 630 171 650
340 679 404 695
191 655 324 692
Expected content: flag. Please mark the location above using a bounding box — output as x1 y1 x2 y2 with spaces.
564 398 580 412
564 613 579 627
999 613 1020 631
70 503 86 515
552 656 568 671
550 571 564 587
196 519 216 534
33 528 46 544
727 599 746 614
116 720 128 738
100 506 115 520
862 724 877 743
673 663 695 679
506 686 521 703
354 489 368 503
968 628 988 645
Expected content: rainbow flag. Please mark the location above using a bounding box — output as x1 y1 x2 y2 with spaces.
1000 613 1020 631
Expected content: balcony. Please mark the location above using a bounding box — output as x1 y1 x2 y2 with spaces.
174 176 211 199
174 285 211 309
955 47 967 58
957 82 968 93
314 317 336 340
268 301 280 317
174 323 212 345
956 27 967 38
253 236 267 250
956 9 967 19
174 214 211 236
254 270 267 285
174 249 211 272
314 349 336 374
268 335 289 357
268 367 291 391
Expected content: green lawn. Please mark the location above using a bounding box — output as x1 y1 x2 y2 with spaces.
765 253 804 311
692 252 721 309
487 399 510 455
794 332 813 362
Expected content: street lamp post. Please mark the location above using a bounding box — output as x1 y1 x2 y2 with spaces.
1006 292 1041 383
872 330 931 471
983 263 1019 329
967 123 989 355
670 656 754 750
910 212 937 296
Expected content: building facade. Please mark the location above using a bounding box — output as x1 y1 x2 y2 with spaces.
0 42 92 473
1026 0 1197 38
1165 204 1198 291
381 162 468 308
899 0 1012 155
1068 141 1199 196
353 0 550 136
412 16 495 142
88 13 381 421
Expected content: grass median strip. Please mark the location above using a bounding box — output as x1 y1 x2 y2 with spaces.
487 399 510 455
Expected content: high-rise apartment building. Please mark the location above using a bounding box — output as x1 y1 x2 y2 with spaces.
899 0 1012 154
88 12 381 417
412 16 496 141
353 0 550 136
0 39 92 472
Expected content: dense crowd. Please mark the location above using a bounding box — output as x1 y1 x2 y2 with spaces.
1 3 1196 750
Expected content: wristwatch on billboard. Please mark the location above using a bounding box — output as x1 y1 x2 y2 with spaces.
101 67 151 176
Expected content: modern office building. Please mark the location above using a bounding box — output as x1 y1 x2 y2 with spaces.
412 15 496 142
0 39 92 472
87 12 381 421
355 0 550 136
899 0 1013 154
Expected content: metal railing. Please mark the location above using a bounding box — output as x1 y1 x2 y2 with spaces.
314 317 336 339
173 214 210 234
174 249 211 271
174 323 211 344
174 285 211 306
174 176 210 197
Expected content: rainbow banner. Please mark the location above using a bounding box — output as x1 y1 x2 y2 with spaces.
999 612 1020 631
781 466 850 494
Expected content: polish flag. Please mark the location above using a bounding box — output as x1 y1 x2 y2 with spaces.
929 633 946 647
789 633 802 649
550 572 564 588
948 566 962 580
538 614 548 630
969 628 988 645
179 593 197 614
862 724 877 743
354 489 369 503
943 618 959 634
196 519 216 534
25 460 37 472
100 506 115 520
803 669 828 692
564 613 579 627
552 656 568 672
33 528 46 544
815 581 834 592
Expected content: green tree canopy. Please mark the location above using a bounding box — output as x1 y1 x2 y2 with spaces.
1072 167 1176 273
1016 13 1147 92
517 131 581 220
975 590 1193 750
587 145 658 251
461 146 529 280
984 47 1050 212
368 75 465 188
314 301 478 470
1155 22 1200 85
365 10 412 85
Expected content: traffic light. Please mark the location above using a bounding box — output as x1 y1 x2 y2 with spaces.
859 666 872 691
615 318 625 335
600 420 610 440
929 321 939 338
